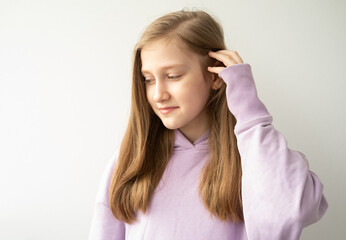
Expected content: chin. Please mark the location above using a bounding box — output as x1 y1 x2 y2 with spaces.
161 120 181 130
162 124 178 130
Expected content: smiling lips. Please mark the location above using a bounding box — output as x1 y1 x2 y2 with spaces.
159 106 179 114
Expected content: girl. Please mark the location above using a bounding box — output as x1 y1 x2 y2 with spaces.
89 10 328 240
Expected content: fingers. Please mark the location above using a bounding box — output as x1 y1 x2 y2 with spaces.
215 50 244 64
207 50 244 74
207 66 226 74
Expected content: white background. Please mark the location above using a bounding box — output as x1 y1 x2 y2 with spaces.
0 0 345 239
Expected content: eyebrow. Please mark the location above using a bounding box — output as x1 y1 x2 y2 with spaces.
141 64 187 74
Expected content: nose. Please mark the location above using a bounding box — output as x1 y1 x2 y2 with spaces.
153 80 169 102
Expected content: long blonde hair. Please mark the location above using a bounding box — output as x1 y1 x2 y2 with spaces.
109 10 243 223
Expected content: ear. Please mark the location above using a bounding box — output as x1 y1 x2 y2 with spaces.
211 74 223 90
208 59 224 90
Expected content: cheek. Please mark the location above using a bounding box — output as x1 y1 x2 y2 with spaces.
182 79 211 104
146 87 153 105
145 89 149 101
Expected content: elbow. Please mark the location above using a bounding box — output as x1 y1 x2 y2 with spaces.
296 170 328 227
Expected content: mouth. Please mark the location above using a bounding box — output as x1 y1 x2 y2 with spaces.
158 106 179 115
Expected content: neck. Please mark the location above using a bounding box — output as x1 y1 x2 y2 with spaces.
177 108 210 143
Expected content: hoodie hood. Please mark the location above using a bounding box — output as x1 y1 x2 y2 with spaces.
173 129 209 151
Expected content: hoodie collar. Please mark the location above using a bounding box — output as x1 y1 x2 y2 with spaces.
173 129 209 151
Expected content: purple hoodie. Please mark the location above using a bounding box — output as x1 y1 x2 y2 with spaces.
89 64 328 240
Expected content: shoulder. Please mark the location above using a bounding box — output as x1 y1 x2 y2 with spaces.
95 148 120 204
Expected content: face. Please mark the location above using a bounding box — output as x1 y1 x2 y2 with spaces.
141 39 213 142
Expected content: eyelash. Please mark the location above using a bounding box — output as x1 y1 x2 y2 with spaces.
167 75 181 79
143 75 181 84
144 78 154 84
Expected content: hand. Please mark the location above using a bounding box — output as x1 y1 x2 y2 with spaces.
207 50 244 74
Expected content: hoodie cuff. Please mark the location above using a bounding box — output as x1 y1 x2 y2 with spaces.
218 63 270 125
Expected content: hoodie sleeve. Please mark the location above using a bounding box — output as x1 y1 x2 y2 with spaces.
219 64 328 240
88 150 125 240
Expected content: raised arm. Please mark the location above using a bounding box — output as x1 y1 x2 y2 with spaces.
218 62 328 239
208 50 327 239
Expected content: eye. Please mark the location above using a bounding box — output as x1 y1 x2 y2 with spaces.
144 77 155 85
167 74 181 80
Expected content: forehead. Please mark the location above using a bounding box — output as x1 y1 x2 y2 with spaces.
140 39 201 73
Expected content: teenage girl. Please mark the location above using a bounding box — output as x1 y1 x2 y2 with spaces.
89 10 328 240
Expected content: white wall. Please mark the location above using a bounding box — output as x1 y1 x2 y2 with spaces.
0 0 345 239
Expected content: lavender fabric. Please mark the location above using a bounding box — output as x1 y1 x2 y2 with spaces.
88 64 328 240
